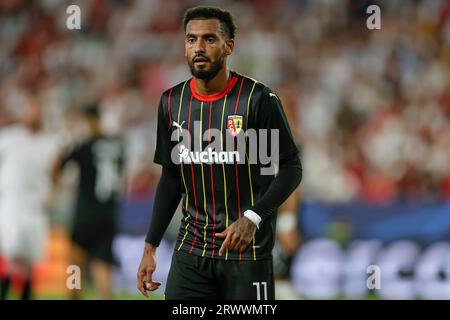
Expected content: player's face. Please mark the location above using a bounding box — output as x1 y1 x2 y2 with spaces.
185 19 233 80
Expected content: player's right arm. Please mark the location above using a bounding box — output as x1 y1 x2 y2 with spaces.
137 93 182 297
137 166 181 296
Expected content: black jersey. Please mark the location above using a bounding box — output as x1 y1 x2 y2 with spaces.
62 136 124 216
154 71 299 260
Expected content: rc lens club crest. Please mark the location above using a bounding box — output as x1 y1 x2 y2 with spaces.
227 115 243 136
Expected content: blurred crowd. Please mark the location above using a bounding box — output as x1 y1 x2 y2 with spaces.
1 0 449 204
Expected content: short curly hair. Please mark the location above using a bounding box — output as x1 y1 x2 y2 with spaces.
183 6 236 39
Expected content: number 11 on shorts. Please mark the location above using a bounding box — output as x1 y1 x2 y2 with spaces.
253 281 268 300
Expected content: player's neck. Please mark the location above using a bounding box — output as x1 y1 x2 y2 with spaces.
89 122 103 138
194 68 231 96
91 129 102 138
24 123 42 134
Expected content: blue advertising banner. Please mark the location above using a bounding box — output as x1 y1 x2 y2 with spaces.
300 200 450 245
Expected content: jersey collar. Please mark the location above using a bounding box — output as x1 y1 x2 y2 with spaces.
190 74 239 102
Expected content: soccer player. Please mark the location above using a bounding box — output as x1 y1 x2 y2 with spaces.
137 6 302 300
52 105 124 299
0 97 61 299
273 187 302 299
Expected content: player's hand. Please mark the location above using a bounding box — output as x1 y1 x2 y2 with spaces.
137 243 161 297
217 216 257 256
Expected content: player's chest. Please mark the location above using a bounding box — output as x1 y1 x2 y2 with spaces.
6 136 52 168
171 101 250 140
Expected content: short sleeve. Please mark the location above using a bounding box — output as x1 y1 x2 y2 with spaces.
254 87 299 161
153 95 177 168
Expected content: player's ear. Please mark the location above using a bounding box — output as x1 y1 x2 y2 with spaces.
225 38 234 56
184 36 189 58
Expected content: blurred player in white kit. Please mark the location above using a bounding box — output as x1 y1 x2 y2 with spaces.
0 97 61 299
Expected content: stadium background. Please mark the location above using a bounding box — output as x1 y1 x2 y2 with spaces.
0 0 450 299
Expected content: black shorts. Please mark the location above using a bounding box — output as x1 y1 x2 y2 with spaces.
71 212 117 265
164 250 275 300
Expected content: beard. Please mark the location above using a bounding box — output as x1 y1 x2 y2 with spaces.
188 54 225 81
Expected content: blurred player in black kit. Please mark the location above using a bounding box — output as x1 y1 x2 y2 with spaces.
53 105 125 299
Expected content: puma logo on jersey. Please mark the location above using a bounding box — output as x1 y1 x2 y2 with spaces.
269 93 279 101
172 120 185 132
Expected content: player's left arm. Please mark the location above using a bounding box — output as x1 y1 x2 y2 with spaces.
51 145 80 187
218 87 302 255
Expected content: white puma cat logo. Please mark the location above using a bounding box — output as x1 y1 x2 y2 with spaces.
172 120 185 132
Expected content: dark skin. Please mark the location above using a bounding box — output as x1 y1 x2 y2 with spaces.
185 18 234 94
216 216 256 256
137 18 257 297
23 98 44 133
137 244 160 297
